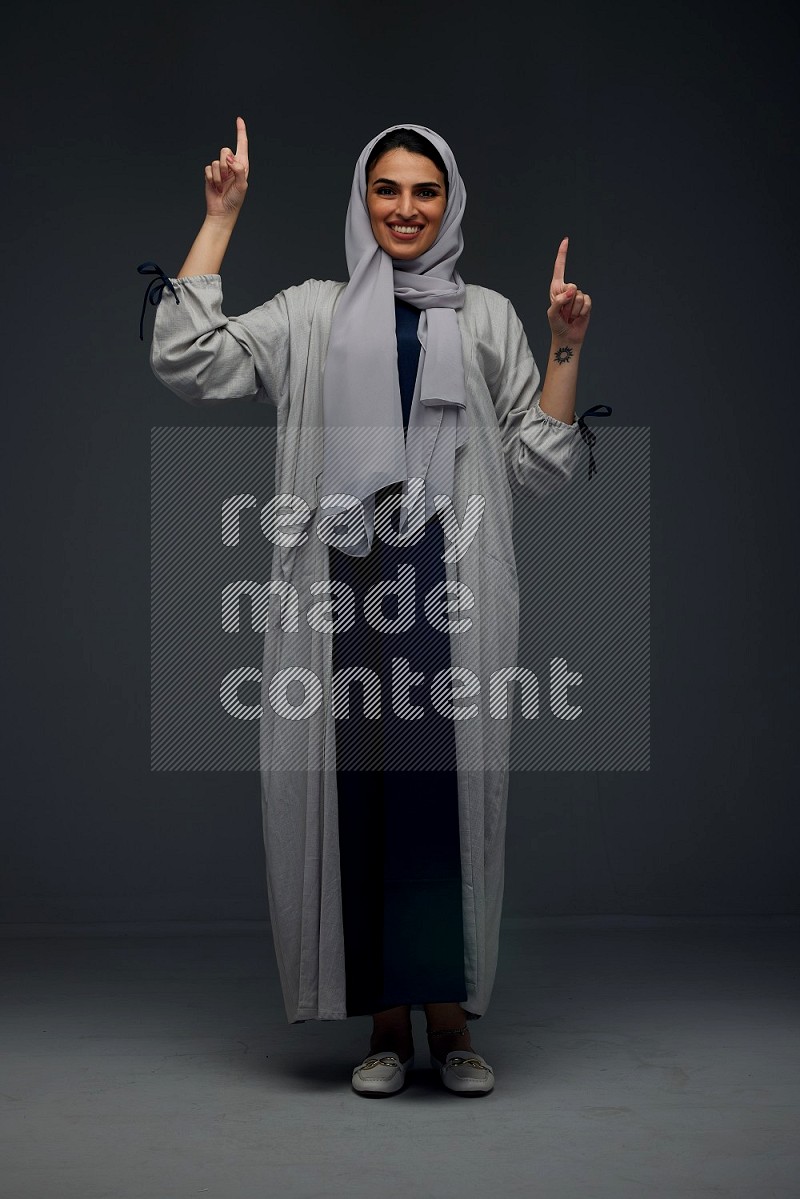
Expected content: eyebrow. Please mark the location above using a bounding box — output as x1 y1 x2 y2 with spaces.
371 177 443 190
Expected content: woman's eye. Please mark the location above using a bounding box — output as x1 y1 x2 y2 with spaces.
376 187 437 198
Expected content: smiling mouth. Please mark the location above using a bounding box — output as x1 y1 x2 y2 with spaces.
388 224 424 238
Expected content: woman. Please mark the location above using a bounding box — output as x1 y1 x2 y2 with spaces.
144 117 598 1098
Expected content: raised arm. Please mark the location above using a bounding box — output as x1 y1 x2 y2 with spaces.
149 116 293 408
177 116 250 278
539 235 592 426
483 290 583 499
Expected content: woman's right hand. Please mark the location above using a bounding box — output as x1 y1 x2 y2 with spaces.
204 116 249 221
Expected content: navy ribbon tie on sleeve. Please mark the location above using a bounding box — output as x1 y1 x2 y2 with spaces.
137 261 180 341
576 404 613 479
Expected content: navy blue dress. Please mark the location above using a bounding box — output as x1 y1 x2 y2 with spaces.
331 297 467 1017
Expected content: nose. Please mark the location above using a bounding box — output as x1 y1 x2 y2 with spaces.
393 192 420 220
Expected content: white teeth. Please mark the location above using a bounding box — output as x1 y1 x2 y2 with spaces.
390 225 421 234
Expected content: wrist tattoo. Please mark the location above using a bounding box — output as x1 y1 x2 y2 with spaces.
553 345 574 365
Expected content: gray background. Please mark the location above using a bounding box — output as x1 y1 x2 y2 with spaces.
3 0 796 926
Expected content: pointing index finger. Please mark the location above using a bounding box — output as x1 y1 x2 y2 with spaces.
553 236 568 284
235 116 248 159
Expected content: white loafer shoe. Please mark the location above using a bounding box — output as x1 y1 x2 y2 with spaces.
430 1049 495 1095
352 1050 414 1096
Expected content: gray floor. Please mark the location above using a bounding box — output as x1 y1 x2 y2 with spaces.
1 919 798 1199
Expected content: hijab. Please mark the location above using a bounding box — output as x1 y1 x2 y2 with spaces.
319 123 470 557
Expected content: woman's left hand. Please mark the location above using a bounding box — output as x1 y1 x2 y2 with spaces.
547 237 592 344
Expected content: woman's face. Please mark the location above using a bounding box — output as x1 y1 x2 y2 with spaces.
366 148 447 260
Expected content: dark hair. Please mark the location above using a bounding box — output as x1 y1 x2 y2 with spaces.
365 128 449 200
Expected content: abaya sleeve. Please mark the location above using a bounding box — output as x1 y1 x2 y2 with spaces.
149 273 293 409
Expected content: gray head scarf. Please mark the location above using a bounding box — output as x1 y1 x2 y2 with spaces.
319 122 470 558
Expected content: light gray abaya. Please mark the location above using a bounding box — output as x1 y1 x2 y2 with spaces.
150 269 586 1023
